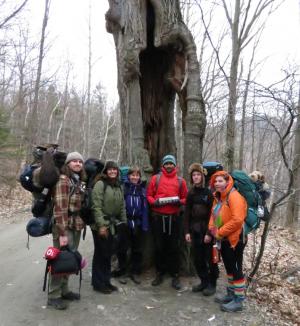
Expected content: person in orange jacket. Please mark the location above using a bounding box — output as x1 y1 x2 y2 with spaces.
204 170 247 312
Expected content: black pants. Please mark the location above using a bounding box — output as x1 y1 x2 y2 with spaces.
116 225 143 274
91 230 113 289
220 234 245 282
192 231 219 285
151 213 181 276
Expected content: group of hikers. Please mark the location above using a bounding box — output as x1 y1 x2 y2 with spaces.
24 145 270 313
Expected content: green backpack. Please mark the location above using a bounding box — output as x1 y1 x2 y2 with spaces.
229 170 264 235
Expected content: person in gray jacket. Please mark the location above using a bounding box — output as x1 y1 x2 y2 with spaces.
91 160 127 294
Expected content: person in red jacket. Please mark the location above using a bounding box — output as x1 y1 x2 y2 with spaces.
147 154 188 290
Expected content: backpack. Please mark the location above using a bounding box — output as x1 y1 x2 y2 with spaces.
119 166 129 183
229 170 264 235
203 161 224 187
43 246 82 294
80 158 104 225
19 164 42 193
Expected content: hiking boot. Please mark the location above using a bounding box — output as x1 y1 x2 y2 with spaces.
93 285 112 294
171 276 181 290
47 298 68 310
111 268 126 278
106 283 118 292
221 297 243 312
151 273 163 286
192 282 207 293
202 283 216 296
129 274 141 285
215 287 234 304
62 291 80 301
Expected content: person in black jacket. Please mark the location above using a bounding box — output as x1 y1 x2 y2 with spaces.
184 163 219 296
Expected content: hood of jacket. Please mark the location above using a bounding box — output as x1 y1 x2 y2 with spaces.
209 170 234 200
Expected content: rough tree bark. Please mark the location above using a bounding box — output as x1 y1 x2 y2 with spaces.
105 0 205 176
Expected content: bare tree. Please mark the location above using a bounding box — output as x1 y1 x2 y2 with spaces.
27 0 51 150
0 0 28 29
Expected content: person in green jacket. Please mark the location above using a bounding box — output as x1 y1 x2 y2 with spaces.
91 160 127 294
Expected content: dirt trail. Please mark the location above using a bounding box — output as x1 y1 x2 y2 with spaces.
0 218 273 326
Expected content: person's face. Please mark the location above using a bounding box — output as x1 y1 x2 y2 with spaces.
107 167 118 179
163 162 175 173
192 171 202 185
129 171 140 184
68 159 83 173
214 176 228 192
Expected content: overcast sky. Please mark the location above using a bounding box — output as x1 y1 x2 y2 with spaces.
27 0 300 104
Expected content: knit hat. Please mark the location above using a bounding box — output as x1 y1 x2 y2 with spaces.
65 151 84 164
102 160 119 175
162 154 176 166
188 163 207 186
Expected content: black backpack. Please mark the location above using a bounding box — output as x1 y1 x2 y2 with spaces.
80 158 104 225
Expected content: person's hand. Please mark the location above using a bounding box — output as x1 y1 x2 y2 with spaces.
153 199 161 207
215 233 222 241
99 226 108 238
59 235 68 247
185 233 191 243
204 235 212 244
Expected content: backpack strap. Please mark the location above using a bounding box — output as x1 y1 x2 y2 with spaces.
43 261 50 292
225 188 235 206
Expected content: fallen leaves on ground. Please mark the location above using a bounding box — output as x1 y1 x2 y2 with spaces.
245 225 300 326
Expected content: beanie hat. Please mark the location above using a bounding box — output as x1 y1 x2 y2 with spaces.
102 160 119 175
162 154 176 166
65 152 84 164
188 163 207 186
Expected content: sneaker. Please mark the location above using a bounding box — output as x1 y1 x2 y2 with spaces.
93 285 112 294
151 274 163 286
111 268 126 278
106 283 118 291
215 288 234 304
171 277 181 290
192 282 207 292
47 298 68 310
62 291 80 301
221 297 243 312
202 284 216 296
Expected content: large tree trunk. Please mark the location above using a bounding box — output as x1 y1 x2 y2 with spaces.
106 0 205 176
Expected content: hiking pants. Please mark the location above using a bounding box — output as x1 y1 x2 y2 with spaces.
91 230 113 289
220 233 246 299
151 213 181 276
192 231 219 286
48 226 81 299
116 222 143 274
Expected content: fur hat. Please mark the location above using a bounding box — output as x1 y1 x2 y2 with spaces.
102 160 119 175
188 163 207 186
65 152 84 164
162 154 176 166
249 170 265 182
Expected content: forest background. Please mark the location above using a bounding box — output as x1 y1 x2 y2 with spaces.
0 1 299 324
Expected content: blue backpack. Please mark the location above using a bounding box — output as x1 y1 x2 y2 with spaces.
19 164 42 193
